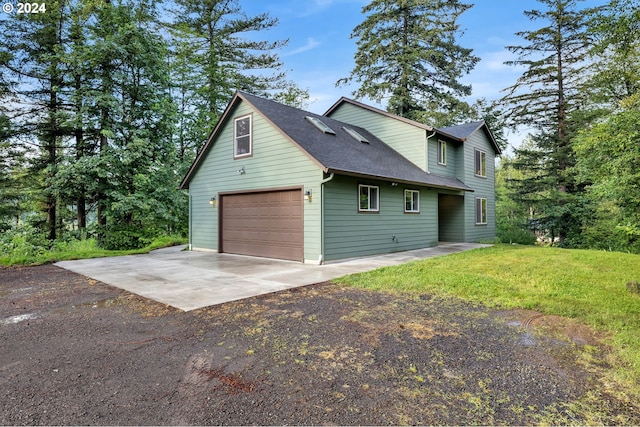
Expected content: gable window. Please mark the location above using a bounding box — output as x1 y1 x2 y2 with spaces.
358 184 379 212
438 140 447 165
234 114 252 158
475 197 487 225
404 189 420 213
475 149 486 177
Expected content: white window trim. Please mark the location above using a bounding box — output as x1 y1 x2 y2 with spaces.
404 189 420 213
475 148 486 177
234 114 252 159
475 197 487 225
358 184 379 212
438 140 447 165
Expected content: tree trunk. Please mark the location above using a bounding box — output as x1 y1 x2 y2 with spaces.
75 73 86 231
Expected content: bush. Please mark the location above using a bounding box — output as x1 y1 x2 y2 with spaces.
98 223 157 250
496 225 537 245
0 224 50 259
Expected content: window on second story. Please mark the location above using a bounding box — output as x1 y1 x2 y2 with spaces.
475 149 486 177
438 140 447 165
358 184 379 212
234 114 252 158
404 190 420 213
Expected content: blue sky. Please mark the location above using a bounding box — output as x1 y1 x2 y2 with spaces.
243 0 605 149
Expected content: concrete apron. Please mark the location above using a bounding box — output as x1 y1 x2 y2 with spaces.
55 243 490 312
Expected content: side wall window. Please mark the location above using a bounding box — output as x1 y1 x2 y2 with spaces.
438 140 447 165
475 148 486 177
234 114 252 158
358 184 379 212
475 197 487 225
404 189 420 213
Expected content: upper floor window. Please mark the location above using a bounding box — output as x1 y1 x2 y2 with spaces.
438 140 447 165
475 149 486 177
404 190 420 213
234 114 252 158
358 184 379 212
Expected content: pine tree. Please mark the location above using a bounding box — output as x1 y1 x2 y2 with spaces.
81 0 180 248
500 0 591 242
337 0 479 121
585 0 640 109
167 0 288 159
0 0 71 240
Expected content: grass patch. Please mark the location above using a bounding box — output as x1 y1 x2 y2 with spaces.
335 244 640 386
0 235 187 266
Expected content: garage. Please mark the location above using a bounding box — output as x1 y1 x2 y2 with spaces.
220 188 304 261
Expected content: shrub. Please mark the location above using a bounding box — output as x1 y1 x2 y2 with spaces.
496 225 537 245
98 223 157 250
0 224 50 259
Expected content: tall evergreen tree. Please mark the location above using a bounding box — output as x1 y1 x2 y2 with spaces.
0 0 70 240
500 0 591 242
337 0 479 121
79 0 180 247
167 0 288 160
585 0 640 108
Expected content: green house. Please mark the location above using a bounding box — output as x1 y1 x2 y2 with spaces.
179 91 501 263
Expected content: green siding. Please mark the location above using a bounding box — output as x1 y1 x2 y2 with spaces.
327 103 427 170
428 137 463 178
188 102 323 261
323 175 437 261
462 130 496 242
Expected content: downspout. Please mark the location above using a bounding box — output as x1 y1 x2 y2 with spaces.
188 192 192 250
425 130 436 173
319 172 335 264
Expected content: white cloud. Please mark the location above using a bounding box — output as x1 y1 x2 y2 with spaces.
283 37 321 57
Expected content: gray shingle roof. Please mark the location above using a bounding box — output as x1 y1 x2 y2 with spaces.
439 121 502 154
239 92 471 191
438 121 485 139
180 91 473 191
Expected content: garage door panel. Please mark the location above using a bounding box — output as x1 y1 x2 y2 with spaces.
221 189 303 261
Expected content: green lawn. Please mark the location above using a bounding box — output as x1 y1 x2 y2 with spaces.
0 235 187 266
335 244 640 386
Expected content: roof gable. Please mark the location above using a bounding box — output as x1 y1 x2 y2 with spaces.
324 97 434 131
439 121 502 154
180 91 472 191
325 98 502 155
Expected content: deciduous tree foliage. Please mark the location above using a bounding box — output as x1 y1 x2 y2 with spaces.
338 0 479 121
573 93 640 252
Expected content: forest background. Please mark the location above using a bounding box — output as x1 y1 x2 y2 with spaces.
0 0 638 257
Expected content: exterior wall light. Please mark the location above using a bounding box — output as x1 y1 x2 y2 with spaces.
304 190 312 202
209 196 217 207
237 166 245 175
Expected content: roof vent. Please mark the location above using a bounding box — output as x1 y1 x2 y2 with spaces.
305 116 336 135
342 126 370 143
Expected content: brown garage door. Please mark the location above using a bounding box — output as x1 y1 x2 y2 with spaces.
220 189 304 261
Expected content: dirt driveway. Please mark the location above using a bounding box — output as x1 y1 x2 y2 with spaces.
1 265 638 425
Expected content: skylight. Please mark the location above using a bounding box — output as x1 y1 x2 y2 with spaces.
342 126 370 143
305 116 336 135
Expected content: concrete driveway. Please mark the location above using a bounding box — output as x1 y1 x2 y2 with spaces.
55 243 489 311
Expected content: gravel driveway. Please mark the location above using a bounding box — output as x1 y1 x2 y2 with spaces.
1 265 638 425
